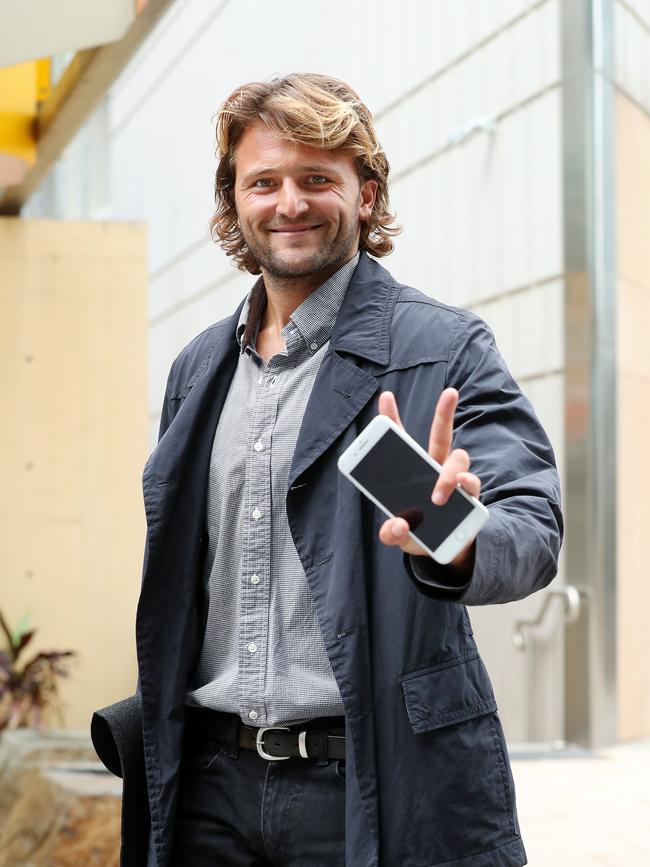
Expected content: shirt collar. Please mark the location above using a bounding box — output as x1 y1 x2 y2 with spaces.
236 253 360 354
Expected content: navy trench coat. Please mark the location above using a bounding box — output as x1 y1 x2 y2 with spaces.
105 251 562 867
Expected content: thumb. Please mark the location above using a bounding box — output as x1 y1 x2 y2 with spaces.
378 391 404 428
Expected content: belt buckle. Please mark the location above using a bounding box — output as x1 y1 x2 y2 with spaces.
256 726 290 761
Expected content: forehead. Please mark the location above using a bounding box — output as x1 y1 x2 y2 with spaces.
234 120 356 175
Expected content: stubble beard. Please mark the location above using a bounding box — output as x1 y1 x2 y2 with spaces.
241 215 360 283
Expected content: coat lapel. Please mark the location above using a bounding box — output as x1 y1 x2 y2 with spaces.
289 252 399 487
288 352 378 486
142 306 242 526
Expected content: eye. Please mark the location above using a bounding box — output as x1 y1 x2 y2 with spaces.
307 175 330 185
253 178 274 188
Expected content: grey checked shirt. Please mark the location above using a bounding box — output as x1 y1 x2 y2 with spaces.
186 254 359 726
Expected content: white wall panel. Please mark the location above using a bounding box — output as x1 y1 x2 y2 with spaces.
498 0 539 26
486 26 515 118
148 276 250 428
472 132 502 300
473 280 563 381
541 0 561 84
377 3 561 185
447 145 474 305
460 49 486 123
512 5 543 103
498 109 529 292
447 0 469 61
393 158 451 299
149 240 242 322
469 0 500 45
529 88 563 282
385 171 432 297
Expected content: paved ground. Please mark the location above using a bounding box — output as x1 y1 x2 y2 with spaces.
512 740 650 865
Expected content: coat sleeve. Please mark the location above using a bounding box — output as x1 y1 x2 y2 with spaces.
405 311 563 606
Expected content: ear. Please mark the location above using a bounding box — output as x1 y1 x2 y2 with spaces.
358 178 378 222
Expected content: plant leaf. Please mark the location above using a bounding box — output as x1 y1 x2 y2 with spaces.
0 612 75 731
13 611 32 642
0 611 13 652
12 630 35 662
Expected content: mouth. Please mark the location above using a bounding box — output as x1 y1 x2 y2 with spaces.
268 224 322 235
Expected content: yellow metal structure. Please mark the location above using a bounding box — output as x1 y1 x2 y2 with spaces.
0 60 50 185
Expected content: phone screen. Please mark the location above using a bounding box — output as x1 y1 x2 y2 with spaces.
350 427 474 552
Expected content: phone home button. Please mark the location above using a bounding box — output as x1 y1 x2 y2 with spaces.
455 530 467 542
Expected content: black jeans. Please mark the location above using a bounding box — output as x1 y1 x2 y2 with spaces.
172 732 346 866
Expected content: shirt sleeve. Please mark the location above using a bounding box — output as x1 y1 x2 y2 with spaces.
405 311 563 606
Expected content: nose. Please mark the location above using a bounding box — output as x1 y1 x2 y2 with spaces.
276 179 309 219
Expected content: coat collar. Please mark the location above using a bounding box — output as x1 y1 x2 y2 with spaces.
328 251 395 366
234 251 395 365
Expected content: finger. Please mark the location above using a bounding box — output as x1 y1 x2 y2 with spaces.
378 516 409 546
432 448 471 505
378 391 404 428
378 517 430 556
456 471 481 499
428 388 459 465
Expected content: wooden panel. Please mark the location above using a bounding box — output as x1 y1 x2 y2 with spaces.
617 370 650 739
0 218 147 729
616 90 650 739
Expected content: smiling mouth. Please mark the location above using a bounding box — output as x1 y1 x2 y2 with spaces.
269 224 322 234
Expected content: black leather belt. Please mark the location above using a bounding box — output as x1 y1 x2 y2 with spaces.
185 705 346 762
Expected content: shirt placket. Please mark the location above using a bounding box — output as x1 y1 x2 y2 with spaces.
238 355 286 725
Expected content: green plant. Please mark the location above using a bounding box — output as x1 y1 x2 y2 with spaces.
0 610 76 731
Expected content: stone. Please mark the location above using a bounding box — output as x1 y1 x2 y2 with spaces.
0 729 121 867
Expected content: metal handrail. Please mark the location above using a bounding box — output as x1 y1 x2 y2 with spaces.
512 585 588 650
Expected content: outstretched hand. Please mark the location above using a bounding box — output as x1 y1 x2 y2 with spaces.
377 388 480 572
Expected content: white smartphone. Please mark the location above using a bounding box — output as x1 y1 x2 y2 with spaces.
337 415 489 564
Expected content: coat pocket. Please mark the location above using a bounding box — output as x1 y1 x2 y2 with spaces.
387 654 518 864
401 651 497 735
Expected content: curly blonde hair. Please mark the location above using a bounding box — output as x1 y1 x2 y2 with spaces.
209 73 401 274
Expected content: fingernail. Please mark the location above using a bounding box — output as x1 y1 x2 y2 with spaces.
392 521 403 538
432 491 444 505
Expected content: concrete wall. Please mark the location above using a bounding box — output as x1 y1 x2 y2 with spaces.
0 218 148 729
613 0 650 739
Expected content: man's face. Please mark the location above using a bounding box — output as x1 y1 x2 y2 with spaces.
233 120 377 281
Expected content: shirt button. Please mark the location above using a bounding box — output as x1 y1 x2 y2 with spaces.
253 440 263 452
247 642 258 654
252 508 261 520
250 574 261 585
310 342 318 351
248 710 258 721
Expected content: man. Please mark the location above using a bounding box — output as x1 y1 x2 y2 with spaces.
93 73 562 867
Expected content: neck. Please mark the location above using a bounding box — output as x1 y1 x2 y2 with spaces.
260 252 357 332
